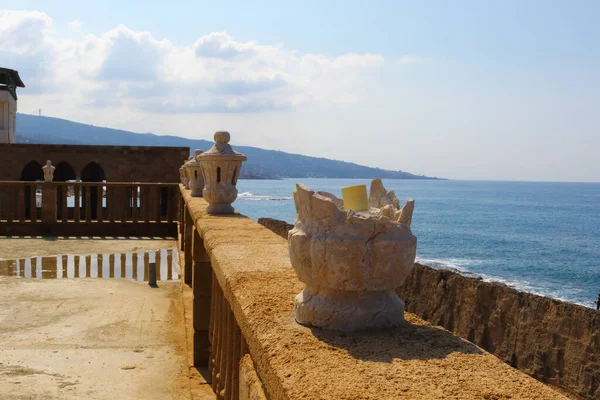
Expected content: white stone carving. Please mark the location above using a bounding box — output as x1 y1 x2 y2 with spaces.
185 151 204 197
288 179 417 331
42 160 55 182
197 131 247 214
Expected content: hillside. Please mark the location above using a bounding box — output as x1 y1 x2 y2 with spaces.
16 114 441 180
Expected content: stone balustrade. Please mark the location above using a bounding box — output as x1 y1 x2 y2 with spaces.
178 185 567 400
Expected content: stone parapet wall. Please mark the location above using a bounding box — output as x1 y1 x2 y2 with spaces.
257 218 293 239
258 217 599 399
182 204 565 399
398 263 600 400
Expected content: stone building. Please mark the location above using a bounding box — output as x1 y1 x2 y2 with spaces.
1 143 189 183
0 67 24 144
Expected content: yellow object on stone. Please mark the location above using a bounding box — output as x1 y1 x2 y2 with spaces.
341 184 369 212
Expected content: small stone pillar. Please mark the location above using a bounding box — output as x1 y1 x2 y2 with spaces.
41 184 57 223
288 179 417 331
180 164 189 189
42 160 55 182
197 131 247 214
185 150 204 197
41 161 57 223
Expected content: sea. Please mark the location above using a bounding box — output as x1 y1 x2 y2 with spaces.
234 179 600 309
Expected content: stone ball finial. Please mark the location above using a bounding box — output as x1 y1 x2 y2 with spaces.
214 131 230 144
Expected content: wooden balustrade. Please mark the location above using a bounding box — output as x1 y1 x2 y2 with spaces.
179 186 259 400
209 271 246 400
0 181 179 236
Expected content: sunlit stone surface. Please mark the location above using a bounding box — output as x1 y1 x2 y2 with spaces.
198 131 246 214
185 150 204 197
288 179 417 331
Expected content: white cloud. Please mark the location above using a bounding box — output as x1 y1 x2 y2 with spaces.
193 32 256 60
0 11 395 114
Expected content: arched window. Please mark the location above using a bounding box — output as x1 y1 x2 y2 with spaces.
81 162 106 220
20 161 44 181
54 162 76 182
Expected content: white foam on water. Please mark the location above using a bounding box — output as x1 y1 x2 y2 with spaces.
237 192 293 201
417 256 593 308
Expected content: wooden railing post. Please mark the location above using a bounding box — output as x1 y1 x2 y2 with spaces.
183 205 193 285
41 183 57 223
192 226 212 366
179 190 185 250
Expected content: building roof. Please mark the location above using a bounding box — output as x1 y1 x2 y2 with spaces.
0 68 25 87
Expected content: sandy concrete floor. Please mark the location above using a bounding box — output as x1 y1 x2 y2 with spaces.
0 236 177 259
0 277 214 400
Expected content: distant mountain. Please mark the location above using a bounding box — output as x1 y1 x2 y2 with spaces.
16 113 442 180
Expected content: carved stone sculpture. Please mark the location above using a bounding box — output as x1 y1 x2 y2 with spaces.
185 151 204 197
42 160 55 182
180 165 189 188
288 179 417 331
197 131 247 214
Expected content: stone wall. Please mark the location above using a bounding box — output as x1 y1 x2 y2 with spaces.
257 217 600 400
256 218 293 239
184 198 566 400
0 143 189 182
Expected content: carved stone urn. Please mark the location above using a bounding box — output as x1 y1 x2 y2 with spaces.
197 131 247 214
185 150 204 197
288 179 417 331
180 163 189 189
42 160 55 182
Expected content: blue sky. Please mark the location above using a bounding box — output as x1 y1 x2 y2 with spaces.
2 1 599 181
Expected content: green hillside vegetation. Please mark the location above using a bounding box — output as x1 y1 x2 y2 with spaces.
16 114 441 180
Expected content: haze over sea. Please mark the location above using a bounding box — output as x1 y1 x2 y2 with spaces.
234 179 600 309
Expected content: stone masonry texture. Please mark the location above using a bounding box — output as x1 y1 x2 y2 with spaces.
1 143 189 182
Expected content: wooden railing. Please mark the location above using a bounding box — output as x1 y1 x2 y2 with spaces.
0 181 179 236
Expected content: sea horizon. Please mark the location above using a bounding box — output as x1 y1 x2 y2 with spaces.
234 178 600 309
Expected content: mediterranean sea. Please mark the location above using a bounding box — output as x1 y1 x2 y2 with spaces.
234 179 600 309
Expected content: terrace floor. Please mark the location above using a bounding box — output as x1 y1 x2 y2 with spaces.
0 237 214 400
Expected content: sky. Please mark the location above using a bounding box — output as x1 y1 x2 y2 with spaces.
1 1 599 182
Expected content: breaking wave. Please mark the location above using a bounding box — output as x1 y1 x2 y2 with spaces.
237 192 293 201
416 256 590 308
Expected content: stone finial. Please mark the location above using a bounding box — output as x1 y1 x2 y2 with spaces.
184 150 204 197
179 165 189 188
197 131 247 214
42 160 55 182
214 130 231 143
288 179 417 331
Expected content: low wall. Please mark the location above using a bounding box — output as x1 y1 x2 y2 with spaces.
258 217 599 400
179 202 566 399
256 218 293 239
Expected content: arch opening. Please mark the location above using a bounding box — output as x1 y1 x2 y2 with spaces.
81 162 106 219
54 162 77 220
20 161 43 220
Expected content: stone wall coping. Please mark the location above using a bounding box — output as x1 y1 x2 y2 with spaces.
181 187 566 400
0 143 190 151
